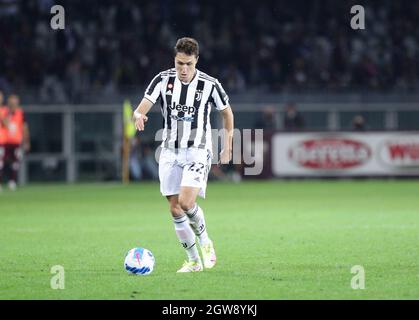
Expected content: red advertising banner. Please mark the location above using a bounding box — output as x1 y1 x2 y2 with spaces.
272 132 419 176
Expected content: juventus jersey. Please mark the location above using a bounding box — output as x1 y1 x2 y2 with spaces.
143 68 230 151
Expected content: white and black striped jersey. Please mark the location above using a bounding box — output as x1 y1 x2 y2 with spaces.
143 68 230 151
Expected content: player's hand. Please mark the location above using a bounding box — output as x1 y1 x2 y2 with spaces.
218 148 232 166
134 113 148 131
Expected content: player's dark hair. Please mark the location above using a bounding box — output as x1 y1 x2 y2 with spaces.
174 37 199 58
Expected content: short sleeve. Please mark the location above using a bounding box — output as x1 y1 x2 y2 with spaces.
212 79 230 111
144 73 162 104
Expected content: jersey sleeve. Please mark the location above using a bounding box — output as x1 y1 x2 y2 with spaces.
144 73 162 104
211 79 230 111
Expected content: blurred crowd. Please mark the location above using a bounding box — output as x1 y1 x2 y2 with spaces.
1 0 419 103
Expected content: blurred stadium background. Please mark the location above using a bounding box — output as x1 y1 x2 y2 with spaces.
1 0 419 300
1 0 419 183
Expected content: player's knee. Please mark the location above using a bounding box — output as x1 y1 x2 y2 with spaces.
169 203 183 217
12 162 20 170
178 197 195 212
170 208 183 217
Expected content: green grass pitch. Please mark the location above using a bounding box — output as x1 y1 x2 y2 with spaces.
0 180 418 300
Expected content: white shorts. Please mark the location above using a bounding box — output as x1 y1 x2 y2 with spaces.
159 147 212 198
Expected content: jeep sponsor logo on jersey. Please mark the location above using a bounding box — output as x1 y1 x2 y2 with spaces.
379 138 419 167
169 102 196 114
289 138 371 169
169 102 196 122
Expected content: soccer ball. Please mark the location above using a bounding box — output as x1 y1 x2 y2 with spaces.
124 247 155 275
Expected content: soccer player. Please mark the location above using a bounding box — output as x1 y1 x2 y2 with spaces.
133 37 234 272
0 91 8 192
2 94 30 191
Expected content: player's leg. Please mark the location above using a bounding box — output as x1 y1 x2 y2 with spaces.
3 144 13 190
166 195 202 272
0 145 4 192
179 149 216 269
158 148 202 272
178 186 210 246
8 144 21 190
178 186 216 269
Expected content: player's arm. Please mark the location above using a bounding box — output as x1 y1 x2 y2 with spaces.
219 106 234 164
212 79 234 164
0 113 8 127
133 98 154 131
134 73 162 131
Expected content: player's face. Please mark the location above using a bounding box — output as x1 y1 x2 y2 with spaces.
175 52 198 83
8 96 19 109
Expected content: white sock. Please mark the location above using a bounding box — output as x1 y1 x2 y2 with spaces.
186 204 211 246
173 215 200 262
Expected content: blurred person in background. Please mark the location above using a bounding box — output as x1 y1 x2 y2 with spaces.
129 137 159 181
352 114 366 131
129 136 142 181
0 91 8 192
254 106 278 130
0 94 30 191
140 142 159 180
284 102 304 131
